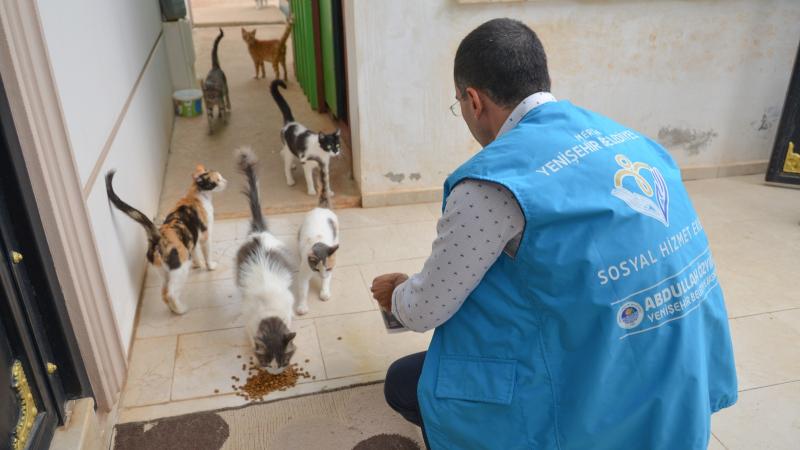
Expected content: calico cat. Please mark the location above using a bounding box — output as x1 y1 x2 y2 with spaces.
234 147 298 374
202 28 231 135
241 17 293 81
294 159 339 315
270 79 341 196
105 166 227 315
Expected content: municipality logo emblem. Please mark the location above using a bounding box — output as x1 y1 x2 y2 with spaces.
611 154 670 226
617 302 644 329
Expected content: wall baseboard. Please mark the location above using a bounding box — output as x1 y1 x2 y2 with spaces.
360 161 769 208
680 160 768 181
361 187 443 208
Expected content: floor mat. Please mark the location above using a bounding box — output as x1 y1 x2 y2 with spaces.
113 383 424 450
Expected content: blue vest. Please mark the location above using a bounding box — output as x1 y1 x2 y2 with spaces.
417 101 737 449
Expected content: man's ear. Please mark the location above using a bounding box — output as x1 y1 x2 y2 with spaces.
465 87 483 117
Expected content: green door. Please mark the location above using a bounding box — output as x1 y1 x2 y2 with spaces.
290 0 319 110
290 0 346 118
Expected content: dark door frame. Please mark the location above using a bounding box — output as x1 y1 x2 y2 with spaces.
766 41 800 185
0 235 57 450
0 66 92 449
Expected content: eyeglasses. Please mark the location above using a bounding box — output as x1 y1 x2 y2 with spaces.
449 98 461 117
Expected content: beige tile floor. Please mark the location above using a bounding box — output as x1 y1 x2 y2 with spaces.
160 25 359 219
119 175 800 449
190 0 285 28
119 202 438 424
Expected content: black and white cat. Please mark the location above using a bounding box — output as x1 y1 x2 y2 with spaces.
202 28 231 135
270 80 341 196
235 147 297 374
294 159 339 315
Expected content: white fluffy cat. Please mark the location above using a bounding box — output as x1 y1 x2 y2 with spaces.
294 161 340 315
235 147 297 374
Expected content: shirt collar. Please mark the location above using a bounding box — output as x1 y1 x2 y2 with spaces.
496 92 557 138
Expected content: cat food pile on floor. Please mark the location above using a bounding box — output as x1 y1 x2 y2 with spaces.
231 356 311 401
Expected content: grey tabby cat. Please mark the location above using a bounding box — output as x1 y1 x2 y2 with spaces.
202 28 231 134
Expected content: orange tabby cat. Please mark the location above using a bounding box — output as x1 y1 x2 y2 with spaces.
241 17 293 80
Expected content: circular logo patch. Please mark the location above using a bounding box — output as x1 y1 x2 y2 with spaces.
617 302 644 329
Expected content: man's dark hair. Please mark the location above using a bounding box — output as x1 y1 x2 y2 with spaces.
454 18 550 108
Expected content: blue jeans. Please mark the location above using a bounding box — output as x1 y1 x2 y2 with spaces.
384 352 431 449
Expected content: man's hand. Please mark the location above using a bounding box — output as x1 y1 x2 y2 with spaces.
370 273 409 312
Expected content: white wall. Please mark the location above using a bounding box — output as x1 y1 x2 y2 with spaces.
346 0 800 204
85 43 172 349
37 0 164 187
38 0 173 351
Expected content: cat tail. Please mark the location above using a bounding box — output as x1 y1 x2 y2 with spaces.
105 170 161 244
278 16 293 50
235 146 268 233
307 156 331 209
211 28 224 69
270 80 294 124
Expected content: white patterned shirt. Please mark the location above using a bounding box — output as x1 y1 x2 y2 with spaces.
497 92 556 137
391 92 555 332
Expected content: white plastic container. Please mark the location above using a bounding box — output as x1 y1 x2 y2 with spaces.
172 89 203 117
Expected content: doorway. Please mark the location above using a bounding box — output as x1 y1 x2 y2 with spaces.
160 0 358 219
0 76 92 450
766 41 800 185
